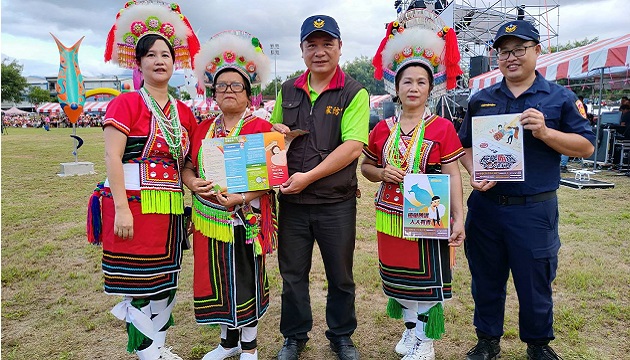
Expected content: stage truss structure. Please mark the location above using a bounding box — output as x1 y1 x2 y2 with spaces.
392 0 560 117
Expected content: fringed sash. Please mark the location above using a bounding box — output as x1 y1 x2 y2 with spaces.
376 205 404 238
141 189 183 215
192 193 234 243
192 192 278 255
87 182 142 245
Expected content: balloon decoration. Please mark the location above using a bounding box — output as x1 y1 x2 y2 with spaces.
51 33 86 162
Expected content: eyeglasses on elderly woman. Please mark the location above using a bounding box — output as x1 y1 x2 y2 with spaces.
214 82 245 93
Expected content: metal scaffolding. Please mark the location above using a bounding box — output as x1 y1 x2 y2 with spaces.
394 1 560 76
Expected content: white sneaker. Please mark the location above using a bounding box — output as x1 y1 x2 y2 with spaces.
202 344 242 360
395 328 416 355
159 346 184 360
239 350 257 359
401 339 435 360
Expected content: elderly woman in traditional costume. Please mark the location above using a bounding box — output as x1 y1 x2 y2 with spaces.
361 9 465 360
181 30 276 360
87 1 200 360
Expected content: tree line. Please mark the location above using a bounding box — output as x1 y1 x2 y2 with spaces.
2 59 53 106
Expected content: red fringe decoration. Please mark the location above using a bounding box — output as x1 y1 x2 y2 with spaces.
443 27 463 90
104 24 116 62
372 21 395 80
258 191 278 255
183 17 201 68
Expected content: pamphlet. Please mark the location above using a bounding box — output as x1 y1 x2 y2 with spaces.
471 113 525 181
201 132 289 193
402 173 451 240
284 129 309 149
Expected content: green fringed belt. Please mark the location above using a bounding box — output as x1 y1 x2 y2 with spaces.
192 195 234 243
140 189 184 215
376 208 404 239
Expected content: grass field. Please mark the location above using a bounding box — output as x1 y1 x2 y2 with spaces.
1 127 629 360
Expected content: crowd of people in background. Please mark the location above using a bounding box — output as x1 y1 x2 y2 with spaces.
1 113 105 129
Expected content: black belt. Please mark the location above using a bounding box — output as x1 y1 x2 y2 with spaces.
479 190 556 205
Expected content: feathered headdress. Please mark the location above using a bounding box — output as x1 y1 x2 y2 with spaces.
193 30 271 106
104 0 200 70
373 8 462 97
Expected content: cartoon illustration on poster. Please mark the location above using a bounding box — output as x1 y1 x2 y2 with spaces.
201 132 288 193
403 173 450 240
472 113 525 181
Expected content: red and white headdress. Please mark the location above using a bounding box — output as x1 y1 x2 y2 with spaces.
104 0 200 70
194 30 271 106
372 9 462 97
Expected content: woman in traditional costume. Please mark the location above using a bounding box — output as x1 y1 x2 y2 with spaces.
182 30 276 360
361 9 466 360
87 1 200 359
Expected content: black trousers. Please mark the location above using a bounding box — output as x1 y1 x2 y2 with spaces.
278 198 357 342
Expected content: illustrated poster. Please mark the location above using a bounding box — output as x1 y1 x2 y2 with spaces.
472 113 525 181
403 173 450 240
201 132 289 193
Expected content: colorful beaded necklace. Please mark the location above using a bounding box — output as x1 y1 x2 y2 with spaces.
140 87 183 160
386 108 431 187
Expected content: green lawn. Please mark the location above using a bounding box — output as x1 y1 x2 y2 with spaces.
1 127 629 359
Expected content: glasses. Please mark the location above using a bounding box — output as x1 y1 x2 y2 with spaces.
214 82 245 93
497 44 537 61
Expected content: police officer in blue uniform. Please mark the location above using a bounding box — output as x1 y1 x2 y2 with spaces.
458 20 595 360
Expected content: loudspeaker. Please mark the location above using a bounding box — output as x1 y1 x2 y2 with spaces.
470 56 490 78
587 128 615 163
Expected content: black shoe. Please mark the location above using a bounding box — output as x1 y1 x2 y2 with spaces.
277 338 306 360
329 337 360 360
527 344 563 360
466 337 501 360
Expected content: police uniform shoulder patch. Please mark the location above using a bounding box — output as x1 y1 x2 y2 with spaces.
576 100 587 119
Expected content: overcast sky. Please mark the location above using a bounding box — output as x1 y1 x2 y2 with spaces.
1 0 627 85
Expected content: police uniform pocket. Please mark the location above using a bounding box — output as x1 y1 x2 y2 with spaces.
540 104 562 130
531 241 560 260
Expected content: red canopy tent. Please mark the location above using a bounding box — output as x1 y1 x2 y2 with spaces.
182 99 219 113
36 101 111 113
469 34 630 90
263 100 276 112
370 94 392 109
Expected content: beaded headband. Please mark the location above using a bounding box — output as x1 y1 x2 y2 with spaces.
104 0 200 70
373 8 462 97
193 30 271 105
